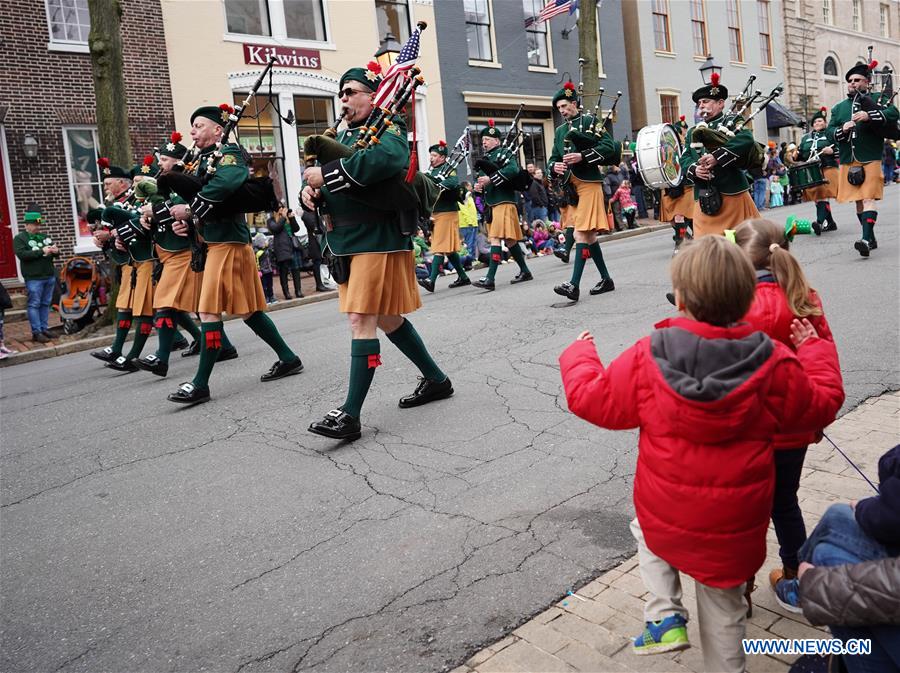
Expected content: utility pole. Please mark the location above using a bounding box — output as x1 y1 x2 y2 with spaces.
577 1 601 118
87 0 132 166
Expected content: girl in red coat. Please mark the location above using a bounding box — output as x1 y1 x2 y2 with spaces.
734 218 836 605
559 236 844 673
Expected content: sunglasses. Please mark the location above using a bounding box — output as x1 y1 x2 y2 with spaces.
339 87 369 98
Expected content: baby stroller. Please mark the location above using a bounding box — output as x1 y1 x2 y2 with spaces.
58 256 106 334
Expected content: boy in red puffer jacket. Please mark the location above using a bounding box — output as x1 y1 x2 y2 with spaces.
559 236 844 673
734 218 837 611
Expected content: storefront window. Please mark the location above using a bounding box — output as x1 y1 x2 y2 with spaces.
294 96 334 154
234 93 286 215
62 127 103 246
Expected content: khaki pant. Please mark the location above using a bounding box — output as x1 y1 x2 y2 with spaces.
630 518 747 673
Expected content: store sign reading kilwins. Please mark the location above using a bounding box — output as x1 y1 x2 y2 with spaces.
243 43 321 69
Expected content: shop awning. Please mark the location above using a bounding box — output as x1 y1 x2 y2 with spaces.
766 101 805 129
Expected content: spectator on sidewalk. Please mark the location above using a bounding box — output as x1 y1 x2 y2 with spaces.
528 169 549 222
13 210 60 344
559 236 844 673
769 174 785 207
604 165 625 231
610 179 639 229
458 182 480 264
884 141 896 185
252 232 276 304
267 205 303 300
628 158 649 219
300 210 329 292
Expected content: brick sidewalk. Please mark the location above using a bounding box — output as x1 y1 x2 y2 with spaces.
454 392 900 673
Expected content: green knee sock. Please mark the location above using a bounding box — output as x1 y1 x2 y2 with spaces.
861 210 877 242
219 327 234 351
244 311 295 361
824 203 836 225
564 227 575 253
587 242 611 280
816 201 827 224
486 245 501 281
176 312 201 341
509 243 530 273
192 321 223 389
111 311 132 357
153 310 177 364
570 243 589 286
386 318 446 382
446 252 469 280
429 254 444 284
125 316 153 359
342 338 380 419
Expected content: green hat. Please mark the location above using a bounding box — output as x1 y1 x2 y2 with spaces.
97 157 130 180
480 120 502 139
131 154 159 179
845 62 872 82
86 207 104 224
429 140 448 156
692 73 728 103
159 131 188 159
810 106 828 124
24 210 42 224
191 103 233 126
552 81 578 107
339 61 383 92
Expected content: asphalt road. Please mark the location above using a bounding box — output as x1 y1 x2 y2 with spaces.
2 188 898 673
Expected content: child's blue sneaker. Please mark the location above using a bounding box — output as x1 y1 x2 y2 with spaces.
632 614 690 655
774 578 803 613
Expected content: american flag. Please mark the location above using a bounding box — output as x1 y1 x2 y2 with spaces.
372 26 422 109
533 0 576 25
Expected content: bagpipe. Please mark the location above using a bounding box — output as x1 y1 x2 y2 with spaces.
428 128 471 203
302 61 440 220
473 103 533 191
853 45 899 140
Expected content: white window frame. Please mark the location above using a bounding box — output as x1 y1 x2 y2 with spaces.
822 0 833 25
823 53 841 81
880 3 890 38
524 0 555 73
61 126 103 253
44 0 90 54
657 89 682 125
652 0 674 54
852 0 862 32
466 0 501 68
726 0 744 64
222 0 335 51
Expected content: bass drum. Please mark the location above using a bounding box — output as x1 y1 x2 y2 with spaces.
635 123 683 189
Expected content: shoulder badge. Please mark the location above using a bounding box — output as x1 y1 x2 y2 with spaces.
219 154 238 166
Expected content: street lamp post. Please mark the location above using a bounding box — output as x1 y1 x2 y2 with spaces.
374 33 402 71
698 55 723 85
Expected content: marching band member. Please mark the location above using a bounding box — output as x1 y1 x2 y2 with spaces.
794 108 839 234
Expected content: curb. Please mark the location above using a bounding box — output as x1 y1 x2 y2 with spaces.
0 222 671 369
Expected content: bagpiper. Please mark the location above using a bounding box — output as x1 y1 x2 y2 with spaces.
828 61 899 256
301 63 452 441
549 82 619 302
419 140 471 293
793 107 839 234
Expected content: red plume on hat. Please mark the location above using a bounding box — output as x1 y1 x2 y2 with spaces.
563 81 576 91
143 154 154 166
868 59 878 70
366 60 382 75
710 72 720 87
488 119 495 127
679 114 686 121
170 131 182 143
97 157 110 169
820 106 827 111
438 140 447 147
219 103 235 114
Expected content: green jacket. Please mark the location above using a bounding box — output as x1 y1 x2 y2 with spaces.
828 93 900 164
682 113 754 196
318 119 413 256
796 129 838 168
425 165 460 213
152 187 189 253
476 146 519 206
548 114 609 183
189 143 251 244
13 231 57 279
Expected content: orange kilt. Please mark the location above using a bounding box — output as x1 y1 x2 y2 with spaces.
430 211 461 254
802 166 839 202
115 261 154 317
197 242 267 315
487 203 523 240
692 191 760 238
571 177 608 232
559 205 574 229
153 247 201 312
658 190 695 221
338 250 421 316
836 161 884 202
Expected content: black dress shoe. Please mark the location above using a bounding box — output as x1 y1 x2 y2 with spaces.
554 281 579 301
171 335 189 351
41 330 54 339
666 292 676 306
106 356 139 372
308 409 361 441
398 376 454 409
589 278 615 295
553 248 570 264
869 238 878 250
854 239 871 257
135 354 169 377
823 222 838 232
167 382 210 405
812 221 822 236
315 285 329 292
181 340 200 357
473 277 495 291
418 277 435 293
260 356 304 382
448 276 471 289
510 271 533 284
91 347 117 363
217 346 239 362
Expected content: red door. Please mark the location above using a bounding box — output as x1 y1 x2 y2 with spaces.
0 138 18 279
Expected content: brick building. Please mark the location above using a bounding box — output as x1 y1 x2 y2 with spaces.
0 0 175 283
